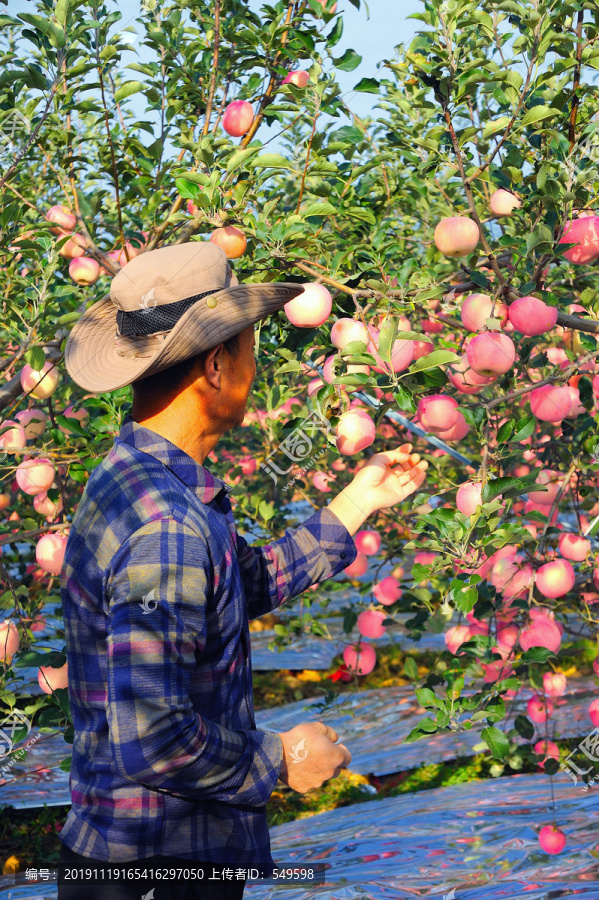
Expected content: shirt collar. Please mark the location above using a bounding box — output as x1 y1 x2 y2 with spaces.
118 415 232 505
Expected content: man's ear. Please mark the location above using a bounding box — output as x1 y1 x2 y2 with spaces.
201 343 224 391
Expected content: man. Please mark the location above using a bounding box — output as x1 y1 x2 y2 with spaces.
59 241 427 900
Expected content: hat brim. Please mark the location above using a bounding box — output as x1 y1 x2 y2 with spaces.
65 282 304 393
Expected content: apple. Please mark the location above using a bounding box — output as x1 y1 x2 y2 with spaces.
564 385 585 418
343 642 376 675
373 576 402 606
558 532 590 561
116 234 147 266
0 622 20 663
528 469 562 504
222 100 254 137
357 609 388 639
435 411 470 441
0 419 26 452
445 624 471 655
187 198 200 217
559 216 599 264
461 293 508 331
535 559 575 598
534 739 560 765
482 661 514 682
46 205 76 234
16 458 55 495
527 694 554 723
33 491 63 518
417 395 459 432
282 70 309 88
0 493 10 511
343 552 368 577
589 698 599 726
336 409 375 455
447 353 495 394
312 0 338 13
354 530 381 556
466 332 516 377
529 385 572 422
366 326 414 373
58 233 86 259
508 296 558 336
434 216 480 257
456 482 482 516
331 318 368 350
538 825 566 855
489 189 522 216
322 354 369 387
15 408 47 439
519 614 562 652
69 256 101 285
284 282 330 327
312 471 335 492
543 672 567 697
36 532 68 575
38 662 69 694
20 362 60 400
209 226 247 259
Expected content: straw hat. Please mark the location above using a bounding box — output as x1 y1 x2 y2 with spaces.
65 241 304 392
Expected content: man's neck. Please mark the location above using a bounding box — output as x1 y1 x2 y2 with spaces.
131 404 221 466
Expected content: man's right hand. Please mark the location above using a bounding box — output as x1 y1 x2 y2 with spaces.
277 722 352 794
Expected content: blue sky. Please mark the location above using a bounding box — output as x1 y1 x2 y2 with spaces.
11 0 422 121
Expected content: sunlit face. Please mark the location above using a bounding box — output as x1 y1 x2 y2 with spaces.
218 325 256 429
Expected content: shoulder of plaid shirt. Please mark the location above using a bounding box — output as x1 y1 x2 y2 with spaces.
59 415 358 866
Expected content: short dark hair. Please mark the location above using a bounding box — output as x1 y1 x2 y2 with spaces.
132 332 240 398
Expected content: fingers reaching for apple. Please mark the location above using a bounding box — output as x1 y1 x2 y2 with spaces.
350 444 429 512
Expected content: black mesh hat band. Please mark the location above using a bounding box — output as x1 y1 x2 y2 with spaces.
115 289 220 337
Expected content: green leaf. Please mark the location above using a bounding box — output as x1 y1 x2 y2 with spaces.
481 474 537 503
393 385 416 413
303 201 338 217
226 147 259 172
481 725 510 760
403 656 418 679
409 349 459 373
332 49 362 72
114 81 145 103
519 646 556 663
24 347 46 371
510 416 536 442
520 106 562 128
378 317 399 363
416 687 440 707
59 756 72 773
514 714 534 740
251 153 293 169
403 716 438 743
353 77 380 92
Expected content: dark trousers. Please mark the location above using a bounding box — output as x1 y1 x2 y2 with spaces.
57 842 246 900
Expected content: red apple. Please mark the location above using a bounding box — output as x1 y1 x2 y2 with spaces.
209 226 247 259
508 296 558 336
527 694 554 723
282 70 309 88
466 332 516 377
336 409 375 455
456 482 483 516
558 532 590 561
445 624 471 655
331 318 368 350
461 293 508 331
529 385 571 423
20 362 60 400
46 205 76 234
58 233 86 259
447 353 495 394
69 256 101 285
373 576 402 606
343 552 368 577
434 216 480 257
38 662 69 694
222 100 254 137
285 283 330 327
357 609 388 639
343 642 376 675
417 395 459 432
535 559 575 598
559 216 599 264
36 532 68 575
15 458 55 495
15 408 47 439
489 189 521 216
354 530 381 556
0 622 20 662
538 825 566 855
0 419 26 452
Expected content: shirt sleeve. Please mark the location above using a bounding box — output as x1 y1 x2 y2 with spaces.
236 505 358 621
105 517 283 806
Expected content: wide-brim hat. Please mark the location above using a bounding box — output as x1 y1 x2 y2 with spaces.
65 241 304 393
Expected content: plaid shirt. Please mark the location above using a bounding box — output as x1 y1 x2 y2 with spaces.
59 416 357 873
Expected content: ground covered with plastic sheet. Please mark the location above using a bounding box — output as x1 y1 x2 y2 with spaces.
3 773 599 900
